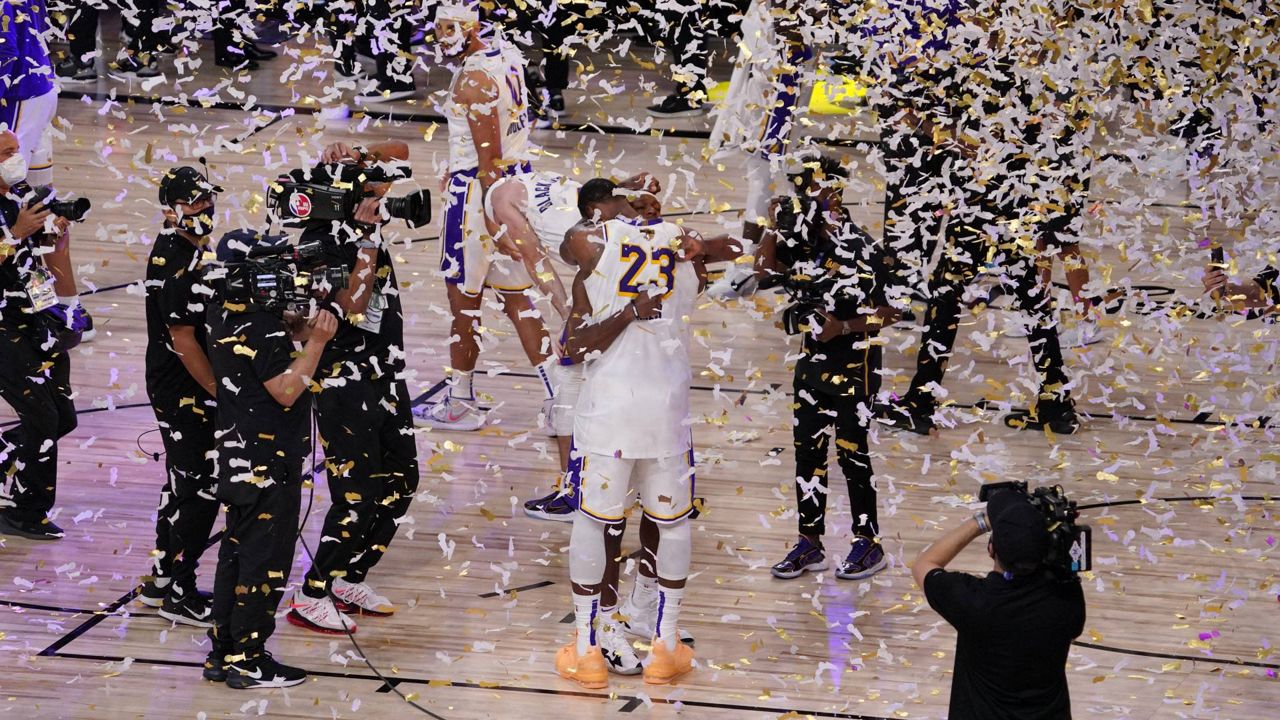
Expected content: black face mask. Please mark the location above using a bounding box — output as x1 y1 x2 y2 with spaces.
178 206 215 237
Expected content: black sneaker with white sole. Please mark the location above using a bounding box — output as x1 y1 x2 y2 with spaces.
138 579 169 607
646 92 707 118
159 590 215 627
226 652 308 689
0 513 65 540
770 536 827 579
55 59 98 83
111 52 160 79
875 402 936 436
522 489 576 522
202 646 231 682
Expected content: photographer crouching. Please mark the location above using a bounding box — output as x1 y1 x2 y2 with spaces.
202 232 339 689
268 141 424 633
0 129 87 540
755 155 899 582
912 483 1089 719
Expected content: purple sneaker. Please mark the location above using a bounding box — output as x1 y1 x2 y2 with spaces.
836 536 887 580
771 536 828 579
523 488 576 522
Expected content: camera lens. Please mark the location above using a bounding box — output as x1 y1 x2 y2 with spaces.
383 190 431 229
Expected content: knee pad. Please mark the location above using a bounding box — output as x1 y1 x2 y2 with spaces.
655 519 692 582
569 513 610 587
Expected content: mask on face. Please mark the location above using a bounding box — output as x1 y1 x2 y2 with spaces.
178 206 216 237
439 26 468 56
0 154 28 186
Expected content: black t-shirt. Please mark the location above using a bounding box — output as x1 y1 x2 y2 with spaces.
925 568 1086 720
303 223 406 377
0 190 54 335
1255 266 1279 307
206 304 315 502
144 229 211 405
777 206 889 395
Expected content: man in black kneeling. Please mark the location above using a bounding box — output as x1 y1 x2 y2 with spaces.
913 488 1086 719
201 234 338 689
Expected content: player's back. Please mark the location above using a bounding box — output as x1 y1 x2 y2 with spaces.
574 217 697 459
444 43 532 173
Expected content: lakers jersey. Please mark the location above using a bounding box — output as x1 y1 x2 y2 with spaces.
443 42 532 173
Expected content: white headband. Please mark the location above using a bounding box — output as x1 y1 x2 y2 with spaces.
437 4 479 23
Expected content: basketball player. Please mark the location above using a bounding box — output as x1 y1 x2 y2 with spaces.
556 180 705 689
412 2 557 431
706 0 811 300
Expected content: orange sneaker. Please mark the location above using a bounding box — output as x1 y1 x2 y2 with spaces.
556 640 609 689
643 635 694 685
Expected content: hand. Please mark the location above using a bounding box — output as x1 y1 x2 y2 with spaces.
815 311 845 342
439 169 450 193
12 204 52 238
623 172 660 194
678 233 705 261
321 142 360 164
353 196 382 226
307 308 339 344
632 287 664 320
872 305 901 328
52 217 71 235
1202 267 1228 295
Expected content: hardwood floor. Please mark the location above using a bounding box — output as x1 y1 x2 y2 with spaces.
0 21 1276 720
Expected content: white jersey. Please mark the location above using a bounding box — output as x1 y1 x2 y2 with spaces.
444 42 532 173
520 172 581 255
574 217 698 459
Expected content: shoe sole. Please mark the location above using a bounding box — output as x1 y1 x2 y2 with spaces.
0 516 63 540
523 507 576 522
556 670 607 689
226 676 307 690
137 595 165 608
770 561 828 579
285 609 356 635
642 666 693 685
836 557 888 581
202 669 229 683
157 608 214 628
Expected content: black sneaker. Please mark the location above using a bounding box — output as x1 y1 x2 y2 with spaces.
770 536 827 579
202 646 231 682
547 92 565 116
138 578 169 607
55 58 97 83
875 402 935 436
1003 398 1080 435
0 513 65 540
158 589 215 627
835 536 887 580
522 489 575 522
646 92 707 118
111 52 160 79
226 651 308 689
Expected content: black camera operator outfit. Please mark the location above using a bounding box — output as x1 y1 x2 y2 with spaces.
0 189 77 540
203 299 317 687
139 168 225 619
765 197 892 581
287 163 420 627
882 19 1077 435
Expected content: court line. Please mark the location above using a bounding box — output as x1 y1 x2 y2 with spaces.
477 580 554 598
45 649 897 719
1071 641 1280 670
0 598 96 615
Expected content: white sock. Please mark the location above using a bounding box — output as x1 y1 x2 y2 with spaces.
655 586 684 651
630 574 658 607
535 357 557 400
573 594 600 655
599 603 618 630
449 370 474 401
58 295 80 308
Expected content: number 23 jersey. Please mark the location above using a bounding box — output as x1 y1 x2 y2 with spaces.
574 217 698 459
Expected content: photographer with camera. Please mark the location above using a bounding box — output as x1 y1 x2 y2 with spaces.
135 167 223 623
755 155 899 582
273 141 422 634
0 129 78 540
912 484 1088 719
201 236 339 689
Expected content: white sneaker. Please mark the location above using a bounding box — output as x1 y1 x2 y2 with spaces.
1058 317 1105 348
332 579 395 616
599 615 642 675
412 396 487 431
619 586 694 644
286 594 357 635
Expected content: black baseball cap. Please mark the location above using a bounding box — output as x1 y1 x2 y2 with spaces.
988 489 1050 573
158 166 223 206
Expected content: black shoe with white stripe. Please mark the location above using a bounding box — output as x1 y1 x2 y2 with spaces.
158 589 214 627
226 652 307 689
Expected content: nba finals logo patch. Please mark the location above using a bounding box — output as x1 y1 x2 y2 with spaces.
289 191 312 218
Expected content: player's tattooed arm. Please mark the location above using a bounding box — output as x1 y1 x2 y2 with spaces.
455 70 506 193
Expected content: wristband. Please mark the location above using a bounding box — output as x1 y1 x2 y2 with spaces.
973 511 990 534
630 302 640 320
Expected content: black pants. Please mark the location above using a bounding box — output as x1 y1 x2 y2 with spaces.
792 348 882 539
0 327 77 523
882 131 950 307
509 1 572 93
642 1 708 95
208 464 301 659
903 198 1070 413
57 1 157 62
150 400 219 593
303 374 419 596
